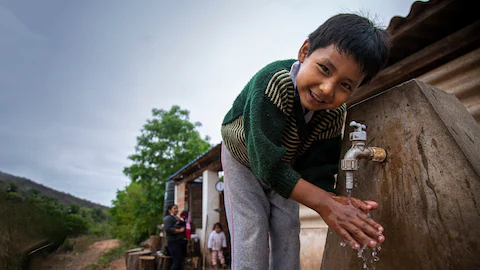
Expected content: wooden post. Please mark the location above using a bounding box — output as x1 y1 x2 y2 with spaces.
139 255 155 270
149 235 162 253
125 248 143 267
155 255 172 270
126 250 152 270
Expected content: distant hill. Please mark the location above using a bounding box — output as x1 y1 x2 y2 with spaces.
0 171 108 210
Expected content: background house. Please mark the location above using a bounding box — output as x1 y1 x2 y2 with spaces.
168 143 226 266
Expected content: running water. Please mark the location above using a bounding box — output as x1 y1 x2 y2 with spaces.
355 244 381 270
357 244 368 269
345 178 358 197
338 208 382 269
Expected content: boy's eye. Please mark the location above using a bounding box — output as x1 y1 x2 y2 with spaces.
319 64 330 75
341 82 352 91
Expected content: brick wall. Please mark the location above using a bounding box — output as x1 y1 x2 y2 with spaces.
176 182 187 213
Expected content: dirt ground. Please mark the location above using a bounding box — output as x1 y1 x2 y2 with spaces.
34 239 125 270
33 237 229 270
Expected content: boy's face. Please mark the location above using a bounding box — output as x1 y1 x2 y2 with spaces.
296 41 365 111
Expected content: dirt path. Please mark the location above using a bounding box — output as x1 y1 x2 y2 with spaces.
35 239 125 270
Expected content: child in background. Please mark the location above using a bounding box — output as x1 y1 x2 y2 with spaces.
208 222 227 269
176 211 192 239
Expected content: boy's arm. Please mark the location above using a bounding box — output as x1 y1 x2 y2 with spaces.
290 178 385 249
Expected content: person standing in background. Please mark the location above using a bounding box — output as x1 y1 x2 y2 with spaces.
208 222 227 269
164 204 187 270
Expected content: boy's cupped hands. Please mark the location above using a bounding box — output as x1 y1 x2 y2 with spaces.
290 178 384 250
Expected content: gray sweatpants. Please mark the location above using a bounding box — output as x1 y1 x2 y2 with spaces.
221 144 300 270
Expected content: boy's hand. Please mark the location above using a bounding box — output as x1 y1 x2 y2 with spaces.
320 195 384 249
290 178 385 249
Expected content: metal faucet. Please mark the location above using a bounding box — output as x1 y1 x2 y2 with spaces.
341 121 387 191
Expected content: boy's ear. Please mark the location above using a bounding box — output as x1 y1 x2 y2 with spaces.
298 40 309 63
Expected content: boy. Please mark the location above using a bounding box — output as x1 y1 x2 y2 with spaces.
220 14 390 269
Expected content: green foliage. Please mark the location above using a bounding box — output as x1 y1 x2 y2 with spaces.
109 182 155 244
6 182 18 193
0 188 107 268
111 105 211 244
69 203 80 214
65 214 90 236
28 188 41 196
91 208 107 222
6 192 24 202
89 225 107 237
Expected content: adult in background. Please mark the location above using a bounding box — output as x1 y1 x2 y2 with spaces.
164 204 187 270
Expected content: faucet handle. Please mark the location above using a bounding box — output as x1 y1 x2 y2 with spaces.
349 121 367 141
349 121 366 132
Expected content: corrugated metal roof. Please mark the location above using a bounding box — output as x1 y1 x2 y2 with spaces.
168 143 221 181
385 0 478 66
347 0 480 106
418 47 480 123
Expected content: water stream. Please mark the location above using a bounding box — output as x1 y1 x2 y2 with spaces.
341 181 381 269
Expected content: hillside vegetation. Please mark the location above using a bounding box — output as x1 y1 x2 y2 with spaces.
0 171 108 209
0 173 109 269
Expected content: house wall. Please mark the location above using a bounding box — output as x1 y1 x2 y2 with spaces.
199 169 220 267
299 206 328 269
174 182 187 213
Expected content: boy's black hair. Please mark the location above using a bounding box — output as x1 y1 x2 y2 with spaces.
308 13 391 85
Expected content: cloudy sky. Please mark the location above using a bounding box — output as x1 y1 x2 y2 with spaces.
0 0 418 206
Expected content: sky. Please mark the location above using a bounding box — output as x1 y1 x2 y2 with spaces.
0 0 419 206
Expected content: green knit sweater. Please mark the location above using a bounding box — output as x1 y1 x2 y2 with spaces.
221 59 346 198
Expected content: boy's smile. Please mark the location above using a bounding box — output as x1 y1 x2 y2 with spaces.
296 42 365 111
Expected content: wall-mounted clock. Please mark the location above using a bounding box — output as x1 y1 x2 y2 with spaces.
215 181 224 192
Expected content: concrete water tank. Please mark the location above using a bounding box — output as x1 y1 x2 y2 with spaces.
321 80 480 270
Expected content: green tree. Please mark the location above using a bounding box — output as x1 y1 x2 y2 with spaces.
114 105 211 243
109 182 152 243
64 214 89 236
91 208 107 222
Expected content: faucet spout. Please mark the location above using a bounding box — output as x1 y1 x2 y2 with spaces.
341 121 387 190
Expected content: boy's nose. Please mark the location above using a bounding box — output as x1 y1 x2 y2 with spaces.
319 83 335 103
